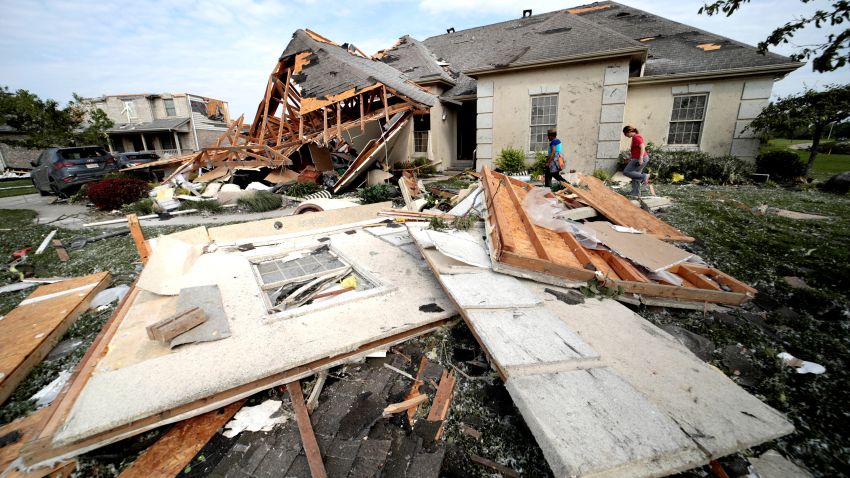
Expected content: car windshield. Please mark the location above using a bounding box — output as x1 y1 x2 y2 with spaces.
59 147 107 160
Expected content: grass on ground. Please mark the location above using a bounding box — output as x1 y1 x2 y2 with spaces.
646 183 850 476
0 179 37 198
761 138 850 181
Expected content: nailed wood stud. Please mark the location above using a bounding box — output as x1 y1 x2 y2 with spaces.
287 380 328 478
146 307 207 342
127 214 151 264
53 240 69 262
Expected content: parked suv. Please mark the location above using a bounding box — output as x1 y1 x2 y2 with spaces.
116 151 160 169
31 146 118 196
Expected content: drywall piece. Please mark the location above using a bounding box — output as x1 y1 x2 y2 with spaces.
584 222 693 272
0 272 111 404
367 169 393 185
208 202 390 243
427 230 490 268
440 272 541 309
377 231 414 247
749 450 813 478
423 248 486 275
466 308 599 375
506 368 699 478
136 236 205 296
169 286 232 347
222 400 291 438
539 294 794 461
47 229 456 452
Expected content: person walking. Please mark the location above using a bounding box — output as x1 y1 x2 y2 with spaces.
622 125 650 197
545 128 566 188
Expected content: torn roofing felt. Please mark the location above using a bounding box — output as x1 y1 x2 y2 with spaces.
421 8 645 73
569 1 800 76
280 29 437 107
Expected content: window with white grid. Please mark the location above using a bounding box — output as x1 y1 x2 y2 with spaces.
668 94 707 145
414 131 429 154
530 94 558 152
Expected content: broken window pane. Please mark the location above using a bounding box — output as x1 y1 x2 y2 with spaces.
164 98 176 117
668 94 707 145
530 94 558 152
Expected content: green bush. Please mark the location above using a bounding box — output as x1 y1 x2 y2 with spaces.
285 182 322 198
530 151 548 176
122 198 155 215
86 178 150 211
637 143 754 185
592 169 612 181
237 191 282 212
393 158 436 176
357 184 397 204
495 146 527 174
755 150 807 182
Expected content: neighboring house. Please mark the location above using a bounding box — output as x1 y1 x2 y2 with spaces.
377 1 801 172
84 93 231 157
0 125 40 172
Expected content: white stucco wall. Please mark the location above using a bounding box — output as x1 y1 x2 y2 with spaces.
477 58 630 173
623 77 774 160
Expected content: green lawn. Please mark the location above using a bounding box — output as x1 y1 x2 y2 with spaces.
0 178 37 198
761 138 850 181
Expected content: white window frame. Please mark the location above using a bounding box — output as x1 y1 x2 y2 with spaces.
413 130 429 154
667 94 708 146
122 100 138 121
529 94 558 153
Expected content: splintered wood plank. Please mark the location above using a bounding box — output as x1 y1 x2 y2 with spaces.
506 368 699 478
426 370 456 439
286 381 327 478
0 273 111 404
127 214 150 265
675 264 757 294
597 250 650 283
564 176 694 242
615 280 752 305
117 400 245 478
383 394 429 416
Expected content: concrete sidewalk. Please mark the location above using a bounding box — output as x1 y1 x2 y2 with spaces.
0 193 298 230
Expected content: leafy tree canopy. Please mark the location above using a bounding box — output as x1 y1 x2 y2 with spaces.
0 86 113 149
700 0 849 72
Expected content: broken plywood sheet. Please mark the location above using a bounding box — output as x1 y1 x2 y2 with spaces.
208 201 391 243
136 236 204 296
440 272 541 309
584 221 693 272
170 285 231 347
538 292 794 462
564 175 694 242
0 273 111 404
466 308 599 375
47 230 456 452
427 230 490 268
265 167 298 185
506 368 700 478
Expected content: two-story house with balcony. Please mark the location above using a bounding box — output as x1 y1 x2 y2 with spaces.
85 93 231 157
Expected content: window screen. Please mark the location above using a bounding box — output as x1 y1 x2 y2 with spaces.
530 94 558 152
668 94 707 145
164 98 176 116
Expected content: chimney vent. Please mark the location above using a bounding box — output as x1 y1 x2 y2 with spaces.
447 27 455 33
523 9 532 18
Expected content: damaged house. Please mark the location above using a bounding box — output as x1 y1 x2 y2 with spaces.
375 1 801 172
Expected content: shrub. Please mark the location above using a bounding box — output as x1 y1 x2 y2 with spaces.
86 178 150 211
495 146 527 174
357 184 397 204
592 169 612 182
530 151 548 176
755 150 807 183
237 191 282 212
638 143 754 185
122 198 155 215
285 182 322 198
393 158 436 176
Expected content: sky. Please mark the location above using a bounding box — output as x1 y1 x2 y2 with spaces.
1 0 847 122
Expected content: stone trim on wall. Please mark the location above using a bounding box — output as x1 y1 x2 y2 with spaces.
476 80 495 167
732 78 773 158
595 64 628 171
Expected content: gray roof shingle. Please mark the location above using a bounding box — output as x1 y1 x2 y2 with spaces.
422 9 645 73
281 30 436 107
574 2 800 76
378 35 456 85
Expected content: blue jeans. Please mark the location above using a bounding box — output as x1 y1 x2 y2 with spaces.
623 157 649 196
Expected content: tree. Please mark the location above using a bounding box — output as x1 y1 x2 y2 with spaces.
0 86 113 148
700 0 849 72
748 84 850 176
